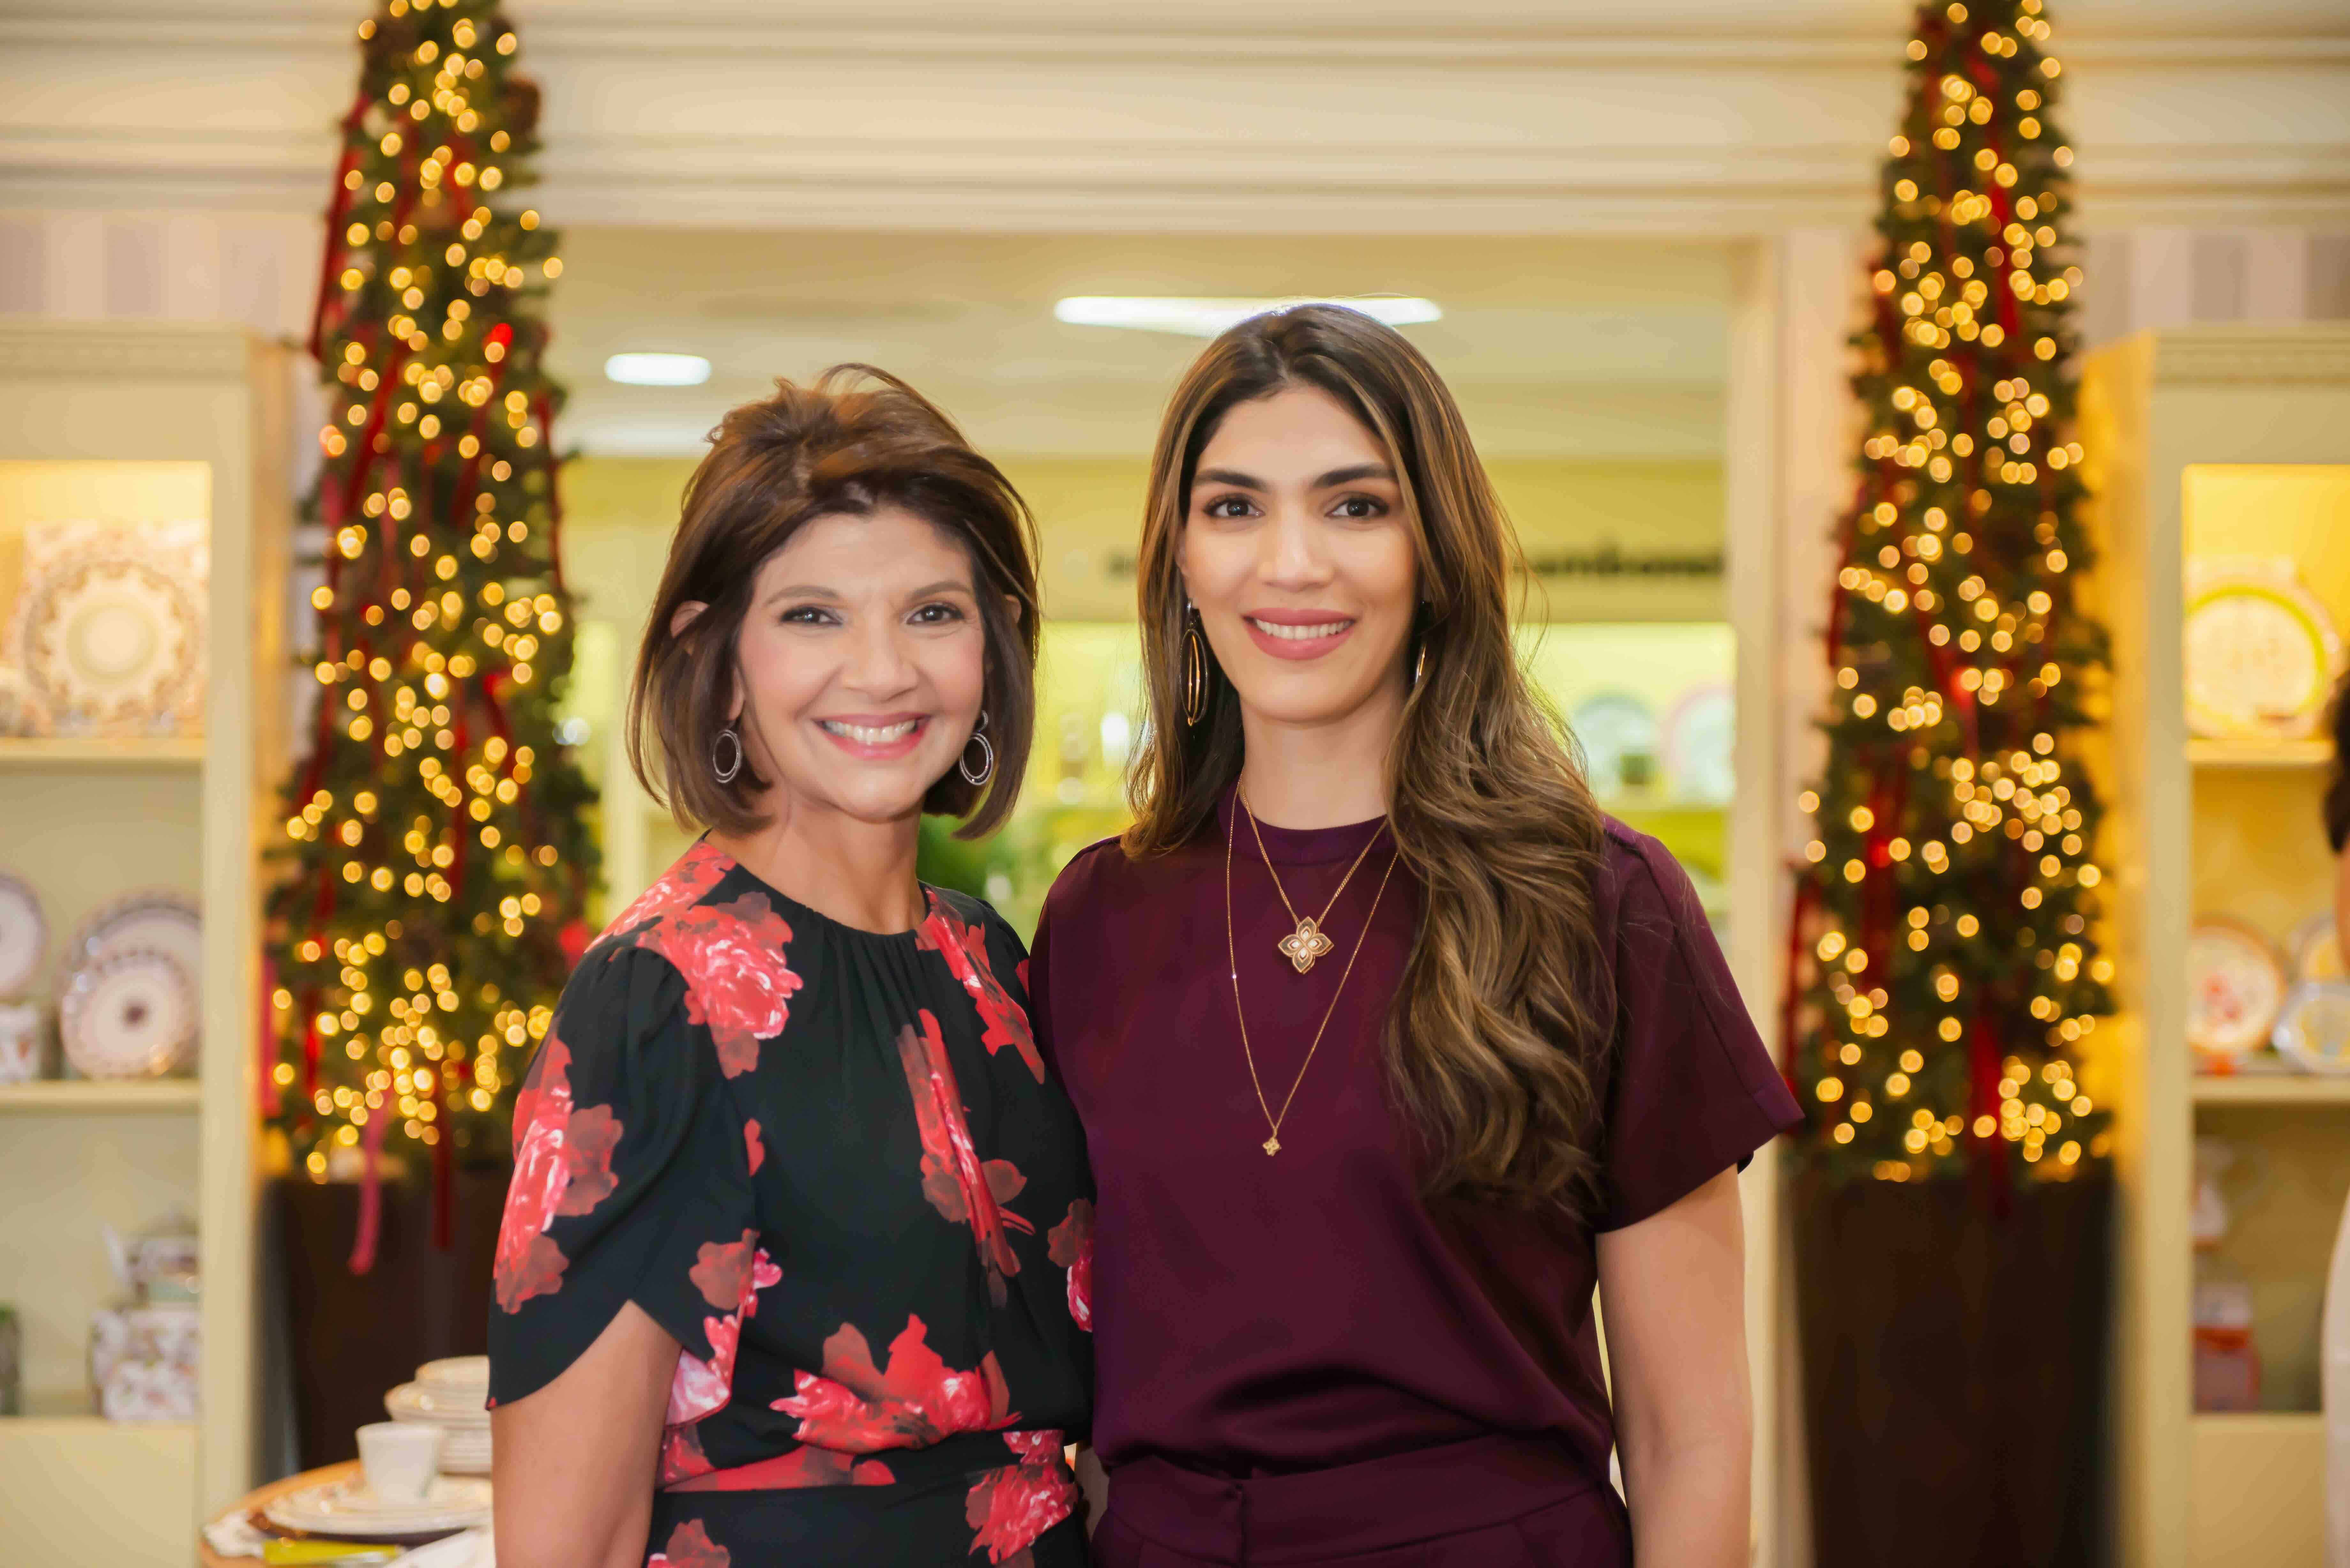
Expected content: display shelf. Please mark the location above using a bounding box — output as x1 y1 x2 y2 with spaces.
0 737 206 769
2189 1413 2327 1568
2193 1074 2350 1106
0 1078 202 1114
2188 737 2335 770
0 321 293 1549
2084 323 2350 1568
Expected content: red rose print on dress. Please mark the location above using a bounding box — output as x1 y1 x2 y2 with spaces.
964 1429 1079 1566
744 1119 765 1176
648 1519 729 1568
920 900 1045 1083
601 840 731 944
897 1010 1031 1305
773 1315 1013 1452
1045 1200 1094 1333
659 1420 714 1487
668 1240 780 1427
668 1446 898 1492
493 1032 626 1313
642 893 803 1077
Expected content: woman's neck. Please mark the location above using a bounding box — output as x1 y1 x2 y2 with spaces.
708 793 927 934
1236 678 1404 830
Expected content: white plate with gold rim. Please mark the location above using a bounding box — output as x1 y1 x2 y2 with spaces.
263 1474 490 1538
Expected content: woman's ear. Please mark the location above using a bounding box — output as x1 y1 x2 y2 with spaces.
1002 592 1023 627
671 600 707 637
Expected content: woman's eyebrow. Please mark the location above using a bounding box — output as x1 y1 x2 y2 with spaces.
1314 463 1396 488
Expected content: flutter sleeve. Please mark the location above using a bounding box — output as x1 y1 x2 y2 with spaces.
1596 835 1803 1232
487 943 766 1417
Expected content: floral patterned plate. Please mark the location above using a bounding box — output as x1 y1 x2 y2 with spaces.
2183 558 2342 739
58 948 196 1079
2187 918 2287 1067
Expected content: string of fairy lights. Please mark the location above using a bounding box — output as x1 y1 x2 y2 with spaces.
1788 0 2115 1185
267 0 593 1191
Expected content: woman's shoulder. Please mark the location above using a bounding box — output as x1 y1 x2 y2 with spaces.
1593 815 1710 937
1037 834 1152 929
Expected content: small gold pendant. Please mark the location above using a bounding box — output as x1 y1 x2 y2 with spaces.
1278 917 1334 974
1263 1135 1281 1156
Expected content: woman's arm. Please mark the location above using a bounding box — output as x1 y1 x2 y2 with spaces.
1596 1165 1753 1568
491 1301 679 1568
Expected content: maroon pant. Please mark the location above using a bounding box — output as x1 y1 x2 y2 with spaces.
1091 1434 1632 1567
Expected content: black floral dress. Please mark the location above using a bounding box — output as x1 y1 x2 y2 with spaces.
487 841 1094 1568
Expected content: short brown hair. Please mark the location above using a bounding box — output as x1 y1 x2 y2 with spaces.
628 365 1039 840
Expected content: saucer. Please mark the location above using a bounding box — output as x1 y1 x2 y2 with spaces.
263 1475 490 1538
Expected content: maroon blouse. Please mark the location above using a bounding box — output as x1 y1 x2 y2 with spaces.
1027 795 1800 1493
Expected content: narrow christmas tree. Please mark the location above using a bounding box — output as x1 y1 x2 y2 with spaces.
1785 0 2113 1185
266 0 597 1223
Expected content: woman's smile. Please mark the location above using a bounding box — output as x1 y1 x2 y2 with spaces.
1244 609 1357 659
815 712 929 759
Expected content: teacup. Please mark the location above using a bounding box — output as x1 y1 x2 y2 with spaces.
357 1421 442 1503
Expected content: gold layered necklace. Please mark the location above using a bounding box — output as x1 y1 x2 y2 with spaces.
1238 791 1383 973
1223 791 1398 1156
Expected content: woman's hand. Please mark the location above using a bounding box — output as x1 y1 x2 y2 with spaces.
491 1301 680 1568
1596 1165 1754 1568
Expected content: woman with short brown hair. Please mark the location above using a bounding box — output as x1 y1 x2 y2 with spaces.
489 367 1092 1568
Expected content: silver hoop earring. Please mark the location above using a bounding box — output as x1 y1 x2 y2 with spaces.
712 724 744 784
958 709 994 788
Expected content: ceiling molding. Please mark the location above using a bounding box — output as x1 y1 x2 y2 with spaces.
3 5 2345 233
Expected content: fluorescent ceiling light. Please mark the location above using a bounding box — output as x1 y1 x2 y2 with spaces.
1054 296 1442 337
604 352 711 387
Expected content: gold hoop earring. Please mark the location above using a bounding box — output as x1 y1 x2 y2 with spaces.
1412 642 1428 692
1182 602 1209 727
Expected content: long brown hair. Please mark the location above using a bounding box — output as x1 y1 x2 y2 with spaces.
628 365 1039 840
1125 305 1612 1218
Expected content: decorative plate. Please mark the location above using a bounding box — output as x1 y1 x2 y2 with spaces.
1663 684 1736 805
1569 691 1660 799
263 1475 492 1539
9 521 208 737
2275 981 2350 1074
387 1381 490 1427
0 873 43 999
2183 558 2343 739
63 891 200 1005
58 948 196 1079
0 665 49 737
2289 912 2344 985
2187 918 2288 1064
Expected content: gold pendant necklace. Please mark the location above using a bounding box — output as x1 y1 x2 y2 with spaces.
1224 792 1399 1156
1237 789 1383 973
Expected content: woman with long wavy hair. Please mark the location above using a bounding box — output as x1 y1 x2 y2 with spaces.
1028 307 1798 1566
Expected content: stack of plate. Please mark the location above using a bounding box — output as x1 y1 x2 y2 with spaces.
386 1355 491 1475
262 1473 490 1540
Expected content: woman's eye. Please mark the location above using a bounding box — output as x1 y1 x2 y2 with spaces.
909 602 964 625
779 606 836 625
1332 495 1388 520
1201 494 1255 520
